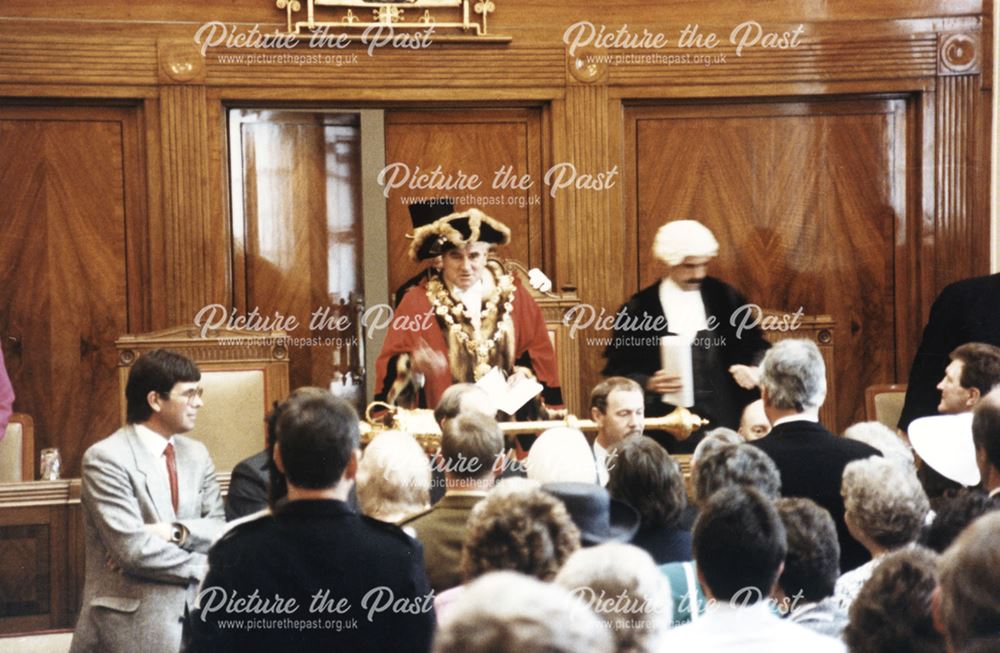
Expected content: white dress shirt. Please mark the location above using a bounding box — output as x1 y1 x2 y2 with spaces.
134 424 177 504
659 278 707 343
593 440 609 487
659 600 846 653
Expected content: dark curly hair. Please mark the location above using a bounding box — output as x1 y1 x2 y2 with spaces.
844 546 944 653
461 483 581 582
606 437 687 529
922 488 998 553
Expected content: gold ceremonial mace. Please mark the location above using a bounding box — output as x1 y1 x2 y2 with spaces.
361 403 708 453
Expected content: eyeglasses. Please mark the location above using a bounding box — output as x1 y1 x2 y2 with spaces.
162 387 204 403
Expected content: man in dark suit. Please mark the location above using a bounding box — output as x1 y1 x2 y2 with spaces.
751 339 880 573
224 449 269 520
400 412 504 593
185 391 435 653
603 220 770 451
899 273 1000 431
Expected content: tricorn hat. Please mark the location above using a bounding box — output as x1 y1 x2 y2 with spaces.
542 482 640 547
409 207 512 261
407 198 455 230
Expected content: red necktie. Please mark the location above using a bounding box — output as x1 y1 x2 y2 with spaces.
165 442 179 514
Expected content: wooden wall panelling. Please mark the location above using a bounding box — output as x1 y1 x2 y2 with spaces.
0 482 73 633
383 108 546 294
157 85 229 327
626 99 904 431
0 104 146 477
561 84 617 417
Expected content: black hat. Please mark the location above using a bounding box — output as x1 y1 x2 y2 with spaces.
407 198 455 229
408 207 511 261
542 482 640 547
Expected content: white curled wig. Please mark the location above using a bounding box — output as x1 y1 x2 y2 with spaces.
652 219 719 266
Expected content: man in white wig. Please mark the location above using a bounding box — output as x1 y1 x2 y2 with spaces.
602 219 770 451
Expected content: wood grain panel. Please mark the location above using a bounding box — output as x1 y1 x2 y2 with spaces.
232 110 362 393
0 35 157 86
158 85 227 326
628 99 903 431
384 109 545 294
0 105 142 477
0 503 67 633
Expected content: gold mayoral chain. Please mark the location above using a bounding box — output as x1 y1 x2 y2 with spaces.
426 261 516 380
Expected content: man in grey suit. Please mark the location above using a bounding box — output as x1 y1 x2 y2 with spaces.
71 349 225 653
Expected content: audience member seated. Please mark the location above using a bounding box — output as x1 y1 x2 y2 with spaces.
843 546 944 653
775 497 847 639
972 388 1000 500
554 543 673 653
543 482 639 547
435 480 580 616
921 488 998 553
739 399 772 441
659 486 846 652
606 437 691 564
225 388 327 520
526 427 598 484
428 383 498 503
184 391 434 653
433 571 614 653
400 412 503 593
752 338 881 573
842 420 916 475
834 456 929 610
72 349 225 653
692 442 782 506
590 376 645 486
935 512 1000 653
356 430 432 523
661 442 782 625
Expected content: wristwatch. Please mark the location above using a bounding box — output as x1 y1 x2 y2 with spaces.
169 523 186 546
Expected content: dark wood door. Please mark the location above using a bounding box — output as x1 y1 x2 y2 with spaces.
626 98 907 431
0 104 147 477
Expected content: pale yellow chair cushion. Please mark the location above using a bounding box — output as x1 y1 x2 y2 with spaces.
0 422 25 482
186 369 268 472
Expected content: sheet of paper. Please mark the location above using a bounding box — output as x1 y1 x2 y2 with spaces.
475 366 543 415
660 335 694 407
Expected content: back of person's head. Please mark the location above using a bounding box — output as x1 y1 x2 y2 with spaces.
441 412 504 481
692 443 781 505
554 543 673 653
775 497 840 603
125 349 200 423
434 383 493 424
276 391 358 489
972 388 1000 476
922 488 998 553
843 420 916 475
266 387 330 506
606 437 687 530
590 376 643 413
691 427 743 468
693 486 786 603
356 430 432 522
844 546 944 653
433 571 614 653
461 483 580 582
841 456 929 550
937 512 1000 651
758 339 827 412
951 342 1000 395
526 427 597 484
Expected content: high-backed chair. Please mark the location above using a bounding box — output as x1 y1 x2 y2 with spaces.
865 383 907 430
761 309 837 430
0 413 35 482
115 326 290 473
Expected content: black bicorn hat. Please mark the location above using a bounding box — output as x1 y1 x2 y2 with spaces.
408 206 512 261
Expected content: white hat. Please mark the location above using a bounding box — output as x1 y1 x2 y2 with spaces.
908 413 981 486
526 427 598 485
652 219 719 266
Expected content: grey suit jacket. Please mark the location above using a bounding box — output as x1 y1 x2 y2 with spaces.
70 425 225 653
